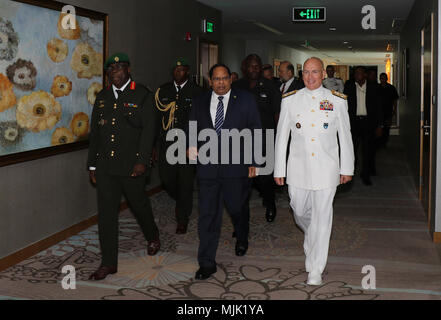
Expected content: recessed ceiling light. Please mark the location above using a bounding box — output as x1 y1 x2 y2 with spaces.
348 46 353 49
329 27 337 31
343 41 348 44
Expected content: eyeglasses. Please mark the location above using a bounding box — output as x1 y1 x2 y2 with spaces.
212 76 231 82
302 70 322 76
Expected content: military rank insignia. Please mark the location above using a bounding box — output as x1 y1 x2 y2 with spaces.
320 100 334 111
324 123 329 129
296 123 301 129
124 103 138 108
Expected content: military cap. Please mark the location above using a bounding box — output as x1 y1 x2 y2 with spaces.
174 58 189 68
104 53 130 69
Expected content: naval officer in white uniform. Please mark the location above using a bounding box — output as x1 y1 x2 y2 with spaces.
274 57 354 286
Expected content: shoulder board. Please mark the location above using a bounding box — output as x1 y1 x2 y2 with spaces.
331 90 347 100
282 90 298 99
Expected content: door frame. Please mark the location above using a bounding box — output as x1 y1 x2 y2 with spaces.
419 12 435 229
197 38 220 88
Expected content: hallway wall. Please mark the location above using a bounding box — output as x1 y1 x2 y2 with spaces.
399 0 439 234
0 0 221 259
222 36 309 77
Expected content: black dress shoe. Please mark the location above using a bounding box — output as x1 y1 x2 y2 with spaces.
176 223 188 234
265 207 277 222
195 266 217 280
89 266 117 280
235 242 248 257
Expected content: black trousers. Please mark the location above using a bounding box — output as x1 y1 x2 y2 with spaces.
158 144 195 225
197 177 252 268
96 173 159 267
351 117 375 179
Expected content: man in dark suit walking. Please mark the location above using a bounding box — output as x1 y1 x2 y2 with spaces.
87 53 160 280
344 66 382 185
233 54 281 223
187 64 262 280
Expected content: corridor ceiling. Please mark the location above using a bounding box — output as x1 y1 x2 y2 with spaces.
198 0 416 64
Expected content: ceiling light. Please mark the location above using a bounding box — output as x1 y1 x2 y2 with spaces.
343 41 348 44
329 27 337 31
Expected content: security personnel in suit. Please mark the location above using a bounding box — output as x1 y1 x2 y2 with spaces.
274 57 354 286
344 66 382 185
233 54 282 223
88 53 160 281
154 58 203 234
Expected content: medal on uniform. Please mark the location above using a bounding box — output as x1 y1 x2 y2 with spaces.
296 123 301 129
324 123 329 129
320 100 334 111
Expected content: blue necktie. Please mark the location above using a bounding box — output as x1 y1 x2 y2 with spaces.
215 96 224 136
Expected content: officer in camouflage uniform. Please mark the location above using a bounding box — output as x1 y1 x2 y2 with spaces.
88 53 160 281
154 58 203 234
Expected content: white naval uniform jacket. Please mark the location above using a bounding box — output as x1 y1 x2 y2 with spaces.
274 86 355 190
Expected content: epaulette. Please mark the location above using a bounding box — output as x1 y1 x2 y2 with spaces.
332 90 347 100
282 90 298 99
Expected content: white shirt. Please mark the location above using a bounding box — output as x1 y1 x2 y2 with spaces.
210 90 231 127
274 86 354 190
280 77 294 93
112 78 131 99
174 80 188 92
356 81 368 116
323 77 344 93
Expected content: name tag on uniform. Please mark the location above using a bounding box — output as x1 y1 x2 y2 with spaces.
124 103 138 108
260 93 268 98
320 100 334 111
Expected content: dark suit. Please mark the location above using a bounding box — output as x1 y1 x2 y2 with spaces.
283 77 305 93
155 81 204 225
188 88 262 268
87 80 159 267
344 81 382 179
233 78 281 212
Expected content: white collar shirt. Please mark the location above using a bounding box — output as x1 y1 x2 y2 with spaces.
355 81 368 116
112 78 131 99
210 90 231 127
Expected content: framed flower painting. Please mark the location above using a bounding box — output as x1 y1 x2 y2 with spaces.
0 0 108 166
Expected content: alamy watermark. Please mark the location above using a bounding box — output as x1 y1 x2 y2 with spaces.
165 122 275 175
61 5 77 30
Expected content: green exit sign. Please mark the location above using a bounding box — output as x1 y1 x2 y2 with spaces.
293 7 326 22
202 19 215 33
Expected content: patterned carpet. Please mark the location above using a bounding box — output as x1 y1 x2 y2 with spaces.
1 137 441 300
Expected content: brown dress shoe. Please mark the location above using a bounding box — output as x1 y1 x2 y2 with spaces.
176 223 188 234
89 266 117 280
147 238 161 256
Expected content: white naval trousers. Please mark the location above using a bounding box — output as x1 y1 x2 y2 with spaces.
288 186 337 274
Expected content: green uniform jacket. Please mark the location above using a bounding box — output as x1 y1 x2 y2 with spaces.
87 81 157 176
155 81 204 143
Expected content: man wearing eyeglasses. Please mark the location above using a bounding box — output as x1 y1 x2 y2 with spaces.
87 53 160 280
274 57 354 286
187 63 262 280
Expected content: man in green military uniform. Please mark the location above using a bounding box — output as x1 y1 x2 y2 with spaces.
88 53 160 281
154 58 203 234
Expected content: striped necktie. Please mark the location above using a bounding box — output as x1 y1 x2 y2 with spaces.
215 96 224 136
